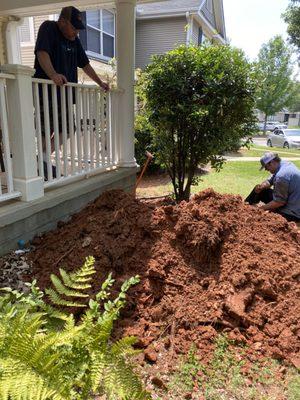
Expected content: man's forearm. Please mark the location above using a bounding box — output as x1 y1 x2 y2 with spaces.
37 51 56 79
260 200 286 211
82 64 108 90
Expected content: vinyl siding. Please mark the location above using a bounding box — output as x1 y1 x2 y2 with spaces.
136 17 187 69
20 15 49 67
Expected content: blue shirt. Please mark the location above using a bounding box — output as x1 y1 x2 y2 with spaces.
268 161 300 218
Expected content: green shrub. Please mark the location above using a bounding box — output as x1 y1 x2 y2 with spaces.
0 256 150 400
138 44 258 201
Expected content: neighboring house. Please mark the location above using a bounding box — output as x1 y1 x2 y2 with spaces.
18 0 226 77
136 0 227 69
288 112 300 127
255 109 300 127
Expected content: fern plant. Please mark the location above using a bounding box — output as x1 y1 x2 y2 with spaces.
0 256 150 400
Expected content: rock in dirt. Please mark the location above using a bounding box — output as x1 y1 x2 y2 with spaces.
27 189 300 368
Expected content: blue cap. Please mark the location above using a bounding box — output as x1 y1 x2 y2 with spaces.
260 152 277 170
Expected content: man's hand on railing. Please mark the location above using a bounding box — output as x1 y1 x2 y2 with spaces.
50 73 68 86
99 81 109 92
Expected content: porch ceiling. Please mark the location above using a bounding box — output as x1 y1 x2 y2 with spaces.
0 0 167 17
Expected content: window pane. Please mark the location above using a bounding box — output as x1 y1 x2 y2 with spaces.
102 10 114 35
87 27 101 54
87 10 100 29
103 33 114 58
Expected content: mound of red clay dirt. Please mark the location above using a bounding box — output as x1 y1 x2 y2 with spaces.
29 189 300 370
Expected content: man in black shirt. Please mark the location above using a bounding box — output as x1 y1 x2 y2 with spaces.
34 6 109 179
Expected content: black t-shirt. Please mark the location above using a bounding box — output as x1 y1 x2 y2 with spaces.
34 21 89 82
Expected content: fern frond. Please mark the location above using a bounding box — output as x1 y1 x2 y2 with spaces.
111 336 140 358
59 268 91 290
45 288 86 308
50 275 89 298
0 358 71 400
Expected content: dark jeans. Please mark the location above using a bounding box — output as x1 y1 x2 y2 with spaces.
245 188 300 222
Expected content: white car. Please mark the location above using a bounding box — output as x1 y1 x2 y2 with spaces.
267 129 300 149
258 121 288 131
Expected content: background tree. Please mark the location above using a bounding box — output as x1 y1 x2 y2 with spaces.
255 36 294 132
138 45 257 202
286 81 300 112
283 0 300 53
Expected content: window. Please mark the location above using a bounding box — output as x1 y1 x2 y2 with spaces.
206 0 213 13
19 17 34 46
198 27 203 46
86 9 115 60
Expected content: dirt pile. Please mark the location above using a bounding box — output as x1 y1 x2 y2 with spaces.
29 189 300 369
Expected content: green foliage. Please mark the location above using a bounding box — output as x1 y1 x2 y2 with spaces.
137 44 257 201
283 0 300 54
0 257 150 400
135 112 161 174
287 81 300 112
255 36 295 130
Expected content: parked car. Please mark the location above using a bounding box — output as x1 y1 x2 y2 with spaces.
267 129 300 149
258 121 288 131
272 123 288 131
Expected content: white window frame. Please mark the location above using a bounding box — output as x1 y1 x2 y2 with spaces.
86 9 115 62
19 17 35 47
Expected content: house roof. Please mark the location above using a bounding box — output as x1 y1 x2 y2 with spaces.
137 0 201 16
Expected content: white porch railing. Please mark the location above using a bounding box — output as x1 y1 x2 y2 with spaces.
32 78 120 188
0 73 22 202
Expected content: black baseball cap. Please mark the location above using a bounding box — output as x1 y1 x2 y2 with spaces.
59 6 86 30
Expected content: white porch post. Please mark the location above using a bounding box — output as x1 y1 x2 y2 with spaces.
5 17 22 64
0 64 44 201
115 0 137 167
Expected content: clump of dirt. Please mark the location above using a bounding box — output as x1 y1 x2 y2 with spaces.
29 189 300 370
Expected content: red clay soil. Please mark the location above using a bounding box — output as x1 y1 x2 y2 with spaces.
29 189 300 370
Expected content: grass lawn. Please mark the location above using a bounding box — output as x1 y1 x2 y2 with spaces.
137 160 300 199
230 145 300 158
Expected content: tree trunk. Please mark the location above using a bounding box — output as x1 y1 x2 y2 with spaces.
263 114 268 135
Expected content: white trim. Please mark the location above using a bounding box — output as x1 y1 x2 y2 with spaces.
86 50 111 62
195 11 226 44
19 16 34 47
136 8 199 19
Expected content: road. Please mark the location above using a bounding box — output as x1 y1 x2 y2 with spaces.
251 137 268 146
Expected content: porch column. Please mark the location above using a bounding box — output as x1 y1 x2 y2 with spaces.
115 0 137 167
1 64 44 201
5 17 22 64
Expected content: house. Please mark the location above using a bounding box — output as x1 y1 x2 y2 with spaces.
255 109 300 127
136 0 227 69
0 0 165 256
17 0 226 76
288 112 300 127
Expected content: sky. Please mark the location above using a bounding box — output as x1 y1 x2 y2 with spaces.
223 0 299 77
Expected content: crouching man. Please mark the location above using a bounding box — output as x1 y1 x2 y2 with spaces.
245 152 300 222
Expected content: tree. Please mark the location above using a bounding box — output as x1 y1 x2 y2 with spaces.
287 81 300 112
283 0 300 53
255 36 294 132
138 45 257 202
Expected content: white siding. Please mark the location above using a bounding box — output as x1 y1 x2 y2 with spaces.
136 17 187 69
20 14 49 67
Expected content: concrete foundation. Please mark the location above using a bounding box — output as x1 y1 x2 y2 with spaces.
0 168 137 256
